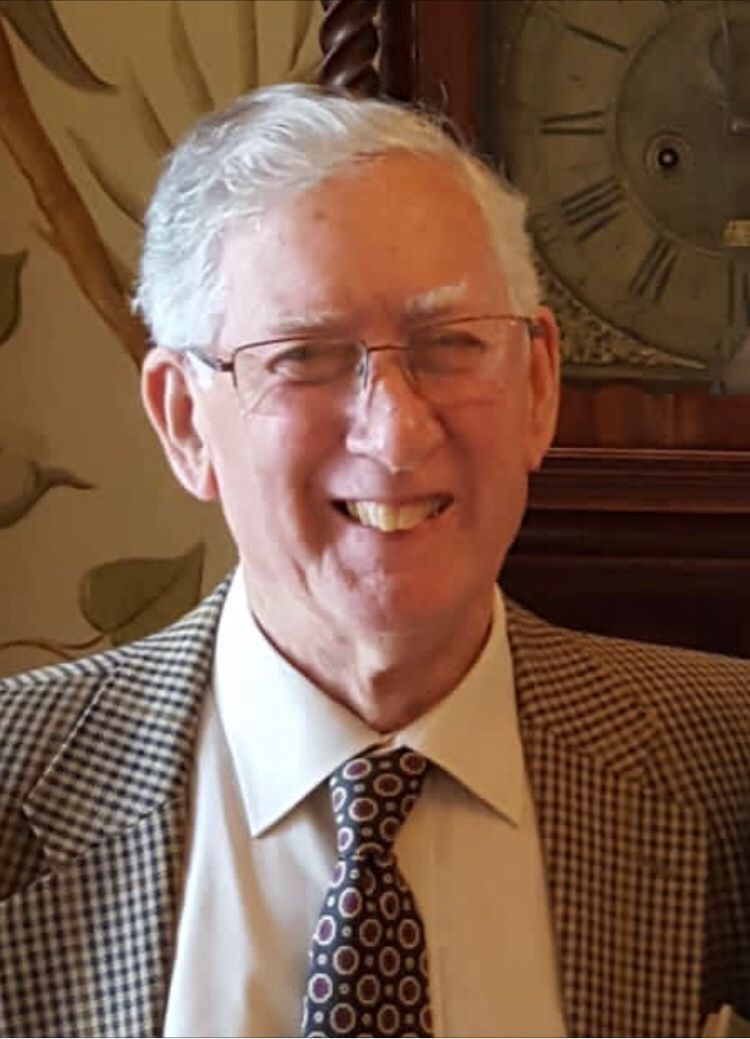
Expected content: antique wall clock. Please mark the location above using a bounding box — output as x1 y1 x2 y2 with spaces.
481 0 750 395
317 0 750 654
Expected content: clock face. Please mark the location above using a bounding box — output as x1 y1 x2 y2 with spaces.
485 0 750 390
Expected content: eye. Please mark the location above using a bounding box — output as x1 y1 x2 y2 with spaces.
411 329 488 372
422 331 485 349
266 341 356 382
270 343 315 367
413 320 491 348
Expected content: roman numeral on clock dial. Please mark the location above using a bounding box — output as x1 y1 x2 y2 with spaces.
628 236 678 303
541 110 606 136
560 176 624 241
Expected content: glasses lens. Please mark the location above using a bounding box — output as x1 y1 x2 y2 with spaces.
407 317 520 404
232 318 525 415
234 340 359 416
266 341 358 382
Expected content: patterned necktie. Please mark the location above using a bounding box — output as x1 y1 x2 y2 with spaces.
301 747 434 1038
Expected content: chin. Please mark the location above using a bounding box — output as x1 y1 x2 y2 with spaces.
335 574 485 638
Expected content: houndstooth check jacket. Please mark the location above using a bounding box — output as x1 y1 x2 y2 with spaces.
1 576 750 1038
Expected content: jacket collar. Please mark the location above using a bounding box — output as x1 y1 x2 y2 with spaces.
507 600 706 1038
507 599 658 776
22 577 231 865
24 588 658 863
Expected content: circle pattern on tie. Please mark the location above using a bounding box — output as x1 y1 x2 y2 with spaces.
301 747 433 1037
332 749 427 863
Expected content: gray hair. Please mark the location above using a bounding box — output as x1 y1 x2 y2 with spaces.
133 83 540 350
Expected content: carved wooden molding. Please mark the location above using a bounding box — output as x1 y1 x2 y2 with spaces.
531 448 750 513
318 0 381 95
505 505 750 655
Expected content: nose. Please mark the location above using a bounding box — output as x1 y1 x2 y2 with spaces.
344 353 445 472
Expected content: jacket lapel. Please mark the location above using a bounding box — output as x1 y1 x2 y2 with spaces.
0 579 229 1038
508 603 708 1038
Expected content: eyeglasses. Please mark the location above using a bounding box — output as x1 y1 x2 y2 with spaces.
188 314 541 415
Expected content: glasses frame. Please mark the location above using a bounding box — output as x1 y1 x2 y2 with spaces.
187 313 544 391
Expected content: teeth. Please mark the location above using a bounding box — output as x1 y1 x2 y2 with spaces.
344 499 445 532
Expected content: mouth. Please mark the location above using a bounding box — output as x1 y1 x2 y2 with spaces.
333 496 452 533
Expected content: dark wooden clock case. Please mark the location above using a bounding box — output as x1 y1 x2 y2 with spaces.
318 0 750 656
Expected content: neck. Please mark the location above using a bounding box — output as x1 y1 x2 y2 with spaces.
245 581 495 733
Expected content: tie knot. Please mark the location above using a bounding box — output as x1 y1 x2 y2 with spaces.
329 747 429 860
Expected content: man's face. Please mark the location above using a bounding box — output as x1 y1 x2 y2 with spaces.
155 153 558 638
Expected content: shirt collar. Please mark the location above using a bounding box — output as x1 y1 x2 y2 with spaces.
214 571 523 836
401 591 524 826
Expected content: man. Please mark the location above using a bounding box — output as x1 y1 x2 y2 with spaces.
1 84 749 1039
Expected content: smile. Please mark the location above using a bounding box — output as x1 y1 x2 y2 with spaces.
336 497 451 533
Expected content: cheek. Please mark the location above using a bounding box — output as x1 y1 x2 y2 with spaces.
453 392 530 474
450 399 531 531
491 383 536 472
209 409 340 544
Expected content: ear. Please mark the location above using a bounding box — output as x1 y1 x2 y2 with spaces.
524 305 561 472
140 347 218 501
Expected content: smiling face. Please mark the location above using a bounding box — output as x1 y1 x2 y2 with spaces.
144 153 559 645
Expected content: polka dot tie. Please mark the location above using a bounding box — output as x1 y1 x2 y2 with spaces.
301 747 434 1038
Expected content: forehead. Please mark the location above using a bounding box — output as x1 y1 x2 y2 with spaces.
217 153 509 342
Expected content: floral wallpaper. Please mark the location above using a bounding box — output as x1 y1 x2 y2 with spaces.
0 0 321 676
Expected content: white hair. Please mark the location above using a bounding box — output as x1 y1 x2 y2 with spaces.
133 83 540 350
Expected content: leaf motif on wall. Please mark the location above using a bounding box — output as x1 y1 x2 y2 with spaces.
236 0 259 92
0 250 26 344
171 1 214 117
128 69 173 157
0 452 93 528
69 128 144 226
290 0 315 71
0 0 113 92
287 52 321 85
79 541 206 647
0 11 148 367
105 246 136 297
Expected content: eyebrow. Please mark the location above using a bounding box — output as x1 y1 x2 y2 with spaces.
403 281 468 320
265 310 350 338
259 282 471 341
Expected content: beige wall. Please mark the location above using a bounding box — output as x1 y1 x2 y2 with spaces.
0 0 321 675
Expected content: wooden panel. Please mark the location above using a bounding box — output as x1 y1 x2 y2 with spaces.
503 509 750 656
382 0 478 137
558 383 750 451
532 448 750 513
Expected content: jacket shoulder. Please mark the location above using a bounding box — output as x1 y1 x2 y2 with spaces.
0 576 230 797
508 599 750 699
508 598 750 708
0 578 230 897
506 599 750 791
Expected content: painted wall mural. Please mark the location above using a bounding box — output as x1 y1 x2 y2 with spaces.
0 0 321 675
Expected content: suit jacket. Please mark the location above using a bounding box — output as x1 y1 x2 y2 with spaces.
1 577 749 1038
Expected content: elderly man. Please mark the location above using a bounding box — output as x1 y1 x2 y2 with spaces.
1 84 749 1039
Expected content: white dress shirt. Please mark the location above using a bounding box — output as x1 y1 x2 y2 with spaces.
164 572 566 1037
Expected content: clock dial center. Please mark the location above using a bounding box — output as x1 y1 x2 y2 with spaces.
657 147 678 170
615 1 750 253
